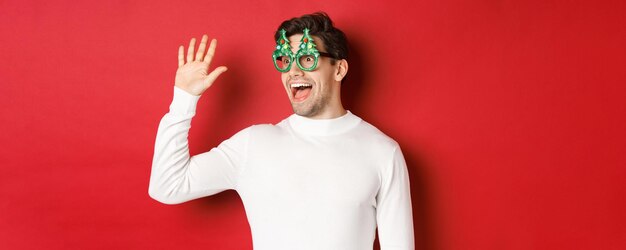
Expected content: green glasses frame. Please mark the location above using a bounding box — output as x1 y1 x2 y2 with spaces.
272 28 334 72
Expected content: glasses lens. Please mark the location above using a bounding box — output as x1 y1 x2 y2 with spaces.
298 55 316 70
275 56 291 71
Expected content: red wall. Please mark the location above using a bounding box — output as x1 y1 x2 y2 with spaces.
1 0 624 249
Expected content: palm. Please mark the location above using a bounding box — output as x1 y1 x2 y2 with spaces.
176 61 210 93
174 35 228 96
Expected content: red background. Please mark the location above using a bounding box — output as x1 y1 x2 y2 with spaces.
1 0 625 249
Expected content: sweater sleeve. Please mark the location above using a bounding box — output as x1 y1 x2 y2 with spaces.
148 86 249 205
376 145 415 250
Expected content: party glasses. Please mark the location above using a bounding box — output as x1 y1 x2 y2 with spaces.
272 28 335 72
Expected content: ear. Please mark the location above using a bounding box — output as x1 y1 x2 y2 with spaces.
334 59 348 82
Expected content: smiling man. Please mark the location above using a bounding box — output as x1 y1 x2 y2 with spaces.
274 27 346 119
149 12 414 250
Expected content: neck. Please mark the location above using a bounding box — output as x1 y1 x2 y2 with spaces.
307 106 347 119
307 89 346 119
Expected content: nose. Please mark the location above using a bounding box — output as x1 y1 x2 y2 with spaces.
288 61 304 77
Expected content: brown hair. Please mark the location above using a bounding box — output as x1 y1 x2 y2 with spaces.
274 12 349 64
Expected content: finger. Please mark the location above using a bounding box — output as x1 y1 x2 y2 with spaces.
178 45 184 67
203 39 217 64
195 35 209 61
204 66 228 88
186 38 196 63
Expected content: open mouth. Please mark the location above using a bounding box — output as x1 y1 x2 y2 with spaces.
290 83 313 102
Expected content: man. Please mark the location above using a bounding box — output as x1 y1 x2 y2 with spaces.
149 12 414 250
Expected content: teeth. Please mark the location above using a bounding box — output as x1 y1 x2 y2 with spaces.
290 83 312 88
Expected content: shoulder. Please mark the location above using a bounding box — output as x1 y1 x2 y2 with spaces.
241 117 291 137
353 119 401 151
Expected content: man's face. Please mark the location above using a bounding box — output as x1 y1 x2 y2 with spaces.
281 34 339 118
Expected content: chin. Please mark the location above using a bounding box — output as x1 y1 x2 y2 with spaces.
292 106 313 117
291 102 322 117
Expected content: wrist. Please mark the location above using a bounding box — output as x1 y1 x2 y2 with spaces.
170 86 201 114
174 84 203 96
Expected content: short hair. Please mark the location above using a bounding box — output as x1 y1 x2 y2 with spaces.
274 12 349 64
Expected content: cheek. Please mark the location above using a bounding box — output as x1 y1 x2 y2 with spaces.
305 74 320 86
313 73 332 87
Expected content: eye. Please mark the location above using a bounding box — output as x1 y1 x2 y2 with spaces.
305 56 314 62
282 57 290 64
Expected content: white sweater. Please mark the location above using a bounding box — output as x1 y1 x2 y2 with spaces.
149 87 415 250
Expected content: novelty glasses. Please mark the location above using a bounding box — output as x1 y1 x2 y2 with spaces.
272 28 335 72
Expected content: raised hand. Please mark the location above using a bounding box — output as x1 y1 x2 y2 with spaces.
174 35 228 96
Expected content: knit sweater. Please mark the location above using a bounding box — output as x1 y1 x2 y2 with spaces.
149 87 414 250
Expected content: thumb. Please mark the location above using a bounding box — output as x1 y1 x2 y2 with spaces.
204 66 228 88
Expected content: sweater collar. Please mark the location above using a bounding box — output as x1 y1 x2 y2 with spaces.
288 111 362 136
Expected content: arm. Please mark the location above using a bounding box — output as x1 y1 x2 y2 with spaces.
376 146 415 249
148 35 235 204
